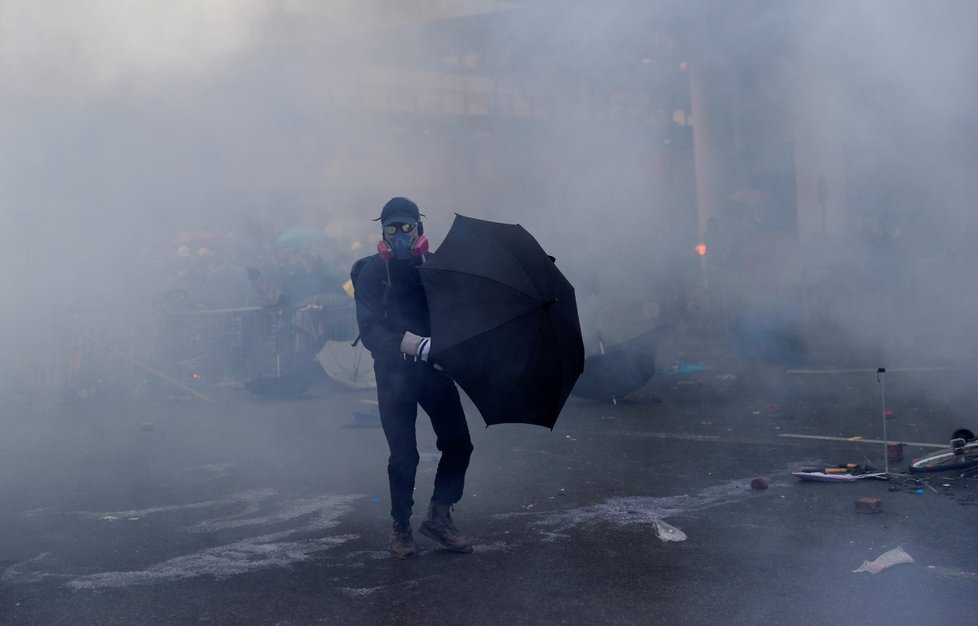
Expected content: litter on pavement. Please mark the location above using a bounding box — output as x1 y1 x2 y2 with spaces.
853 546 914 574
652 519 687 542
792 464 886 482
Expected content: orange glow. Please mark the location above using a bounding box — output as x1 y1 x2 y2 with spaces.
695 243 707 256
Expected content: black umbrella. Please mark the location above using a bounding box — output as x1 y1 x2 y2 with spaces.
418 215 585 428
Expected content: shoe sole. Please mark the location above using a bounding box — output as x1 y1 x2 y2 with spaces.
419 523 473 553
390 550 417 559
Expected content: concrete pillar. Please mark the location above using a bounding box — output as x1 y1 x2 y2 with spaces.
689 59 735 239
790 66 848 245
788 4 849 247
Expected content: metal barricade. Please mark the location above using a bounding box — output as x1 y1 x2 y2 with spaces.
157 300 357 387
156 307 290 386
8 299 360 401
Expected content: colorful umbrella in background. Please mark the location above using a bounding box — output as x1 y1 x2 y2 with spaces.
275 227 330 249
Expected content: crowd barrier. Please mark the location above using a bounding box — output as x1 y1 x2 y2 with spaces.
6 300 358 401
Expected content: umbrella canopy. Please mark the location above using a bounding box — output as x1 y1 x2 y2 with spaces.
418 214 584 428
275 227 329 249
571 343 654 402
315 340 376 389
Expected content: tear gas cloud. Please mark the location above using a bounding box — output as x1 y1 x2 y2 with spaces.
789 0 978 365
1 2 976 616
2 0 977 390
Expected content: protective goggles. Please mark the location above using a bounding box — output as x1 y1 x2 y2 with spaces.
383 223 417 236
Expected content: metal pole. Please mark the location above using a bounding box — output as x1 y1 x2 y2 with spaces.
877 367 887 475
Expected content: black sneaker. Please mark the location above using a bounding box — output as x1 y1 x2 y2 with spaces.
390 520 417 559
419 502 473 553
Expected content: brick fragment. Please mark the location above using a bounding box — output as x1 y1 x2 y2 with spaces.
855 497 882 514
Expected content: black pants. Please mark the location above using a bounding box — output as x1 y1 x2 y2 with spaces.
374 360 473 524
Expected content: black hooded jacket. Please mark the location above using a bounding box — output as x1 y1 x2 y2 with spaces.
351 254 431 363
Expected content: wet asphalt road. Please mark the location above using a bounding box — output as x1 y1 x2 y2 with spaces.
2 353 977 625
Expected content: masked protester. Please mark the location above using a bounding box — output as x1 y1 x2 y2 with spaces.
350 197 474 559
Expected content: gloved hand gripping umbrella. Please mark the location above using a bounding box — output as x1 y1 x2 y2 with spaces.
418 215 585 429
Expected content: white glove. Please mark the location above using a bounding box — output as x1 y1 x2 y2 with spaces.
400 331 431 362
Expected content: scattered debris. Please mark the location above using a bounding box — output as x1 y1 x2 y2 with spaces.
793 464 885 482
794 471 861 483
854 497 882 514
926 565 978 580
853 546 914 574
657 361 712 376
652 519 687 542
886 475 937 494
